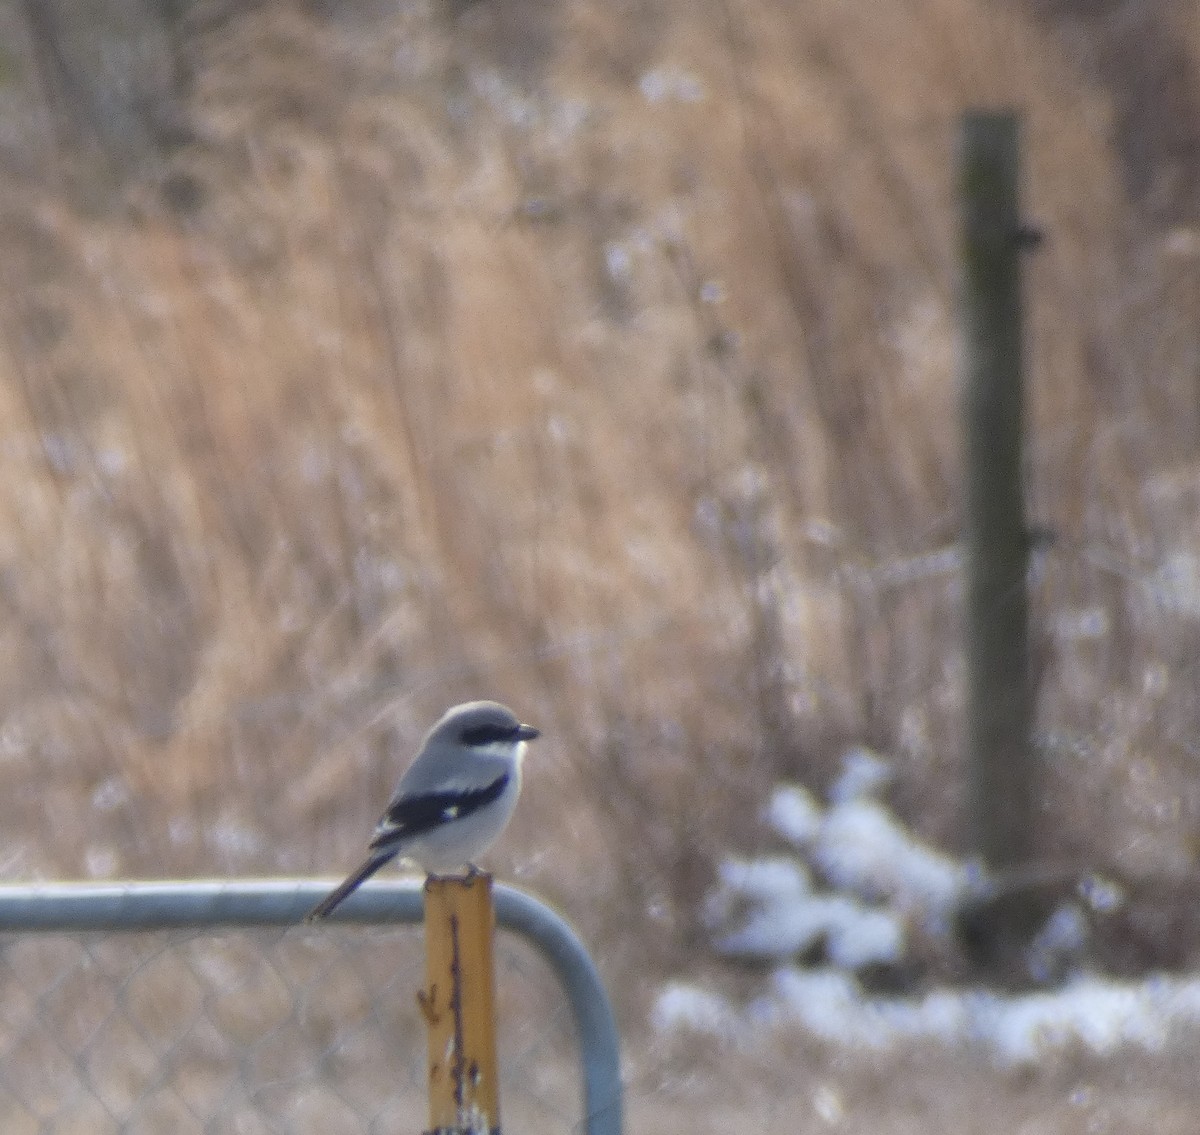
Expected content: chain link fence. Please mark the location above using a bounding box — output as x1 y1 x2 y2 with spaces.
0 882 621 1135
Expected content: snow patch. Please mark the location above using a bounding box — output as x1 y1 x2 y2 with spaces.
814 797 968 926
827 746 892 804
715 889 903 967
662 746 1200 1068
651 983 737 1037
764 784 823 846
657 968 1200 1068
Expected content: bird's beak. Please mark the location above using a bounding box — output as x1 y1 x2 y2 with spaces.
516 724 540 741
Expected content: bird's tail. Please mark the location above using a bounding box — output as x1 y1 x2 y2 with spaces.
305 853 395 921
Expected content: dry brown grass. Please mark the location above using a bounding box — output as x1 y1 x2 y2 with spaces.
0 0 1199 1110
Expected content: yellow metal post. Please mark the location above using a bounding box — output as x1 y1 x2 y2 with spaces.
420 874 501 1135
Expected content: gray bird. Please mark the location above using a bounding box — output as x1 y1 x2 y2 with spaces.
307 701 539 920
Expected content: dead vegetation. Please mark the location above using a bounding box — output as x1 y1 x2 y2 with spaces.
0 0 1197 1028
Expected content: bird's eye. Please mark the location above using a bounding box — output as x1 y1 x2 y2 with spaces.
460 723 516 746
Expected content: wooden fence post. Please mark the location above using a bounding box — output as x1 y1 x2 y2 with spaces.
960 110 1037 870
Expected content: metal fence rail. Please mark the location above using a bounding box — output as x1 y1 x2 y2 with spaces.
0 880 623 1135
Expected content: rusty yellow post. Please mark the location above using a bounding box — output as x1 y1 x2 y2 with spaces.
419 874 501 1135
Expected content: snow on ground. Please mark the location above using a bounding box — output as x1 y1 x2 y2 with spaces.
811 796 969 929
765 754 977 929
653 969 1200 1067
706 748 976 966
659 746 1200 1068
708 855 905 968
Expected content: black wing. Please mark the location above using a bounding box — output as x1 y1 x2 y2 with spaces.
369 773 510 851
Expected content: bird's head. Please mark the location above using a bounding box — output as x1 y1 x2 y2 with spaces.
431 700 540 759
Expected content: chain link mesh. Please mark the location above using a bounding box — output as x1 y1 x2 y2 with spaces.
0 926 583 1133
